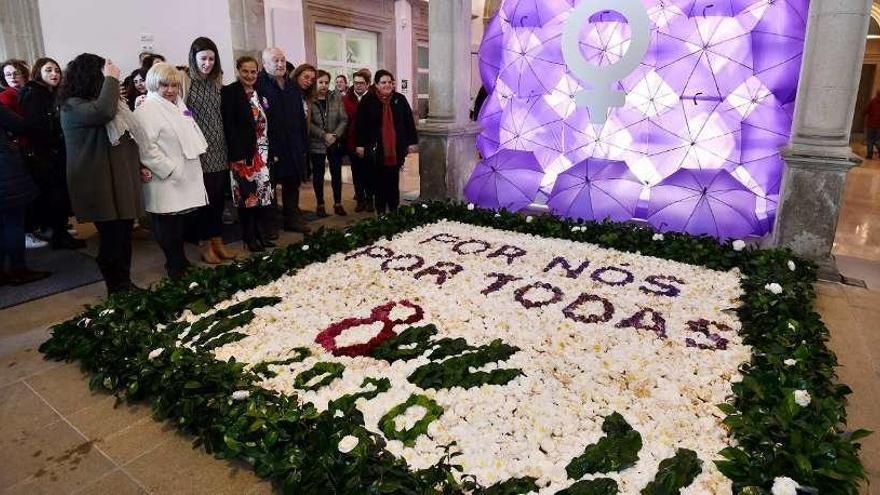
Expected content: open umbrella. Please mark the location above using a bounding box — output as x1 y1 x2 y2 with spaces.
647 168 760 239
498 26 567 98
476 82 515 157
654 16 753 100
744 0 808 105
464 149 544 212
479 14 506 91
646 98 742 177
547 158 644 222
497 96 564 152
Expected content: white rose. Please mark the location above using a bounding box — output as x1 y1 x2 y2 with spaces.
784 359 797 367
467 203 475 211
771 476 800 495
148 348 164 360
787 260 796 272
525 216 534 223
231 390 251 401
338 435 359 453
652 233 664 241
99 308 115 317
494 213 501 218
765 283 783 294
571 226 580 232
302 245 310 251
787 322 797 330
188 282 199 289
422 203 429 209
794 390 811 407
732 239 746 251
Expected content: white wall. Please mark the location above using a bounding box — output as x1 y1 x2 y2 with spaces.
263 0 307 66
39 0 236 82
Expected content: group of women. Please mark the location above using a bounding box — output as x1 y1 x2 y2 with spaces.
0 37 419 294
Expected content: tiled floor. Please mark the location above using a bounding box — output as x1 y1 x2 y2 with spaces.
1 156 879 494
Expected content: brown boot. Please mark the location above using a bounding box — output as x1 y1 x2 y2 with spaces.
211 237 236 260
200 241 221 264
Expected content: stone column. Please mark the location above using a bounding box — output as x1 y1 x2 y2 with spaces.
395 0 415 107
418 0 481 201
772 0 872 279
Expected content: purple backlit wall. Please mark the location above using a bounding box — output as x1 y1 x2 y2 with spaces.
468 0 809 239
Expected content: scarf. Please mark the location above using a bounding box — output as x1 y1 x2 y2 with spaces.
106 100 139 146
378 92 397 167
146 92 207 160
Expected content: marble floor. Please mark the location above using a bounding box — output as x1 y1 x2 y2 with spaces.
0 156 878 494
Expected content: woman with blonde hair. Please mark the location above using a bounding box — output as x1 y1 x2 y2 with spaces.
134 63 208 279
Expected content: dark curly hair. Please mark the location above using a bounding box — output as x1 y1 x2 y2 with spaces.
188 36 222 86
58 53 105 102
1 59 29 89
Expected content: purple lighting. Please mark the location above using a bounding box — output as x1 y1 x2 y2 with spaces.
469 0 809 240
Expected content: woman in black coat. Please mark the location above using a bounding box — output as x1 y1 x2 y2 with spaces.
19 57 86 250
221 56 275 252
354 69 418 215
0 104 50 286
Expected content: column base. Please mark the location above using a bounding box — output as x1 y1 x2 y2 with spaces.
771 144 860 263
417 121 481 201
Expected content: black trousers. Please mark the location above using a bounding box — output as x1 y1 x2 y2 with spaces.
239 206 269 244
199 171 228 240
277 176 301 225
151 213 191 278
94 219 134 293
349 153 372 202
311 151 343 205
373 165 400 214
0 206 26 271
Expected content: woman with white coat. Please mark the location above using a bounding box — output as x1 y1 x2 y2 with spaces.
134 63 208 279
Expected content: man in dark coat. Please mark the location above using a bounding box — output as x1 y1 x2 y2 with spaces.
255 47 310 233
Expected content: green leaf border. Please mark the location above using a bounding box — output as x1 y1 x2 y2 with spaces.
37 201 869 494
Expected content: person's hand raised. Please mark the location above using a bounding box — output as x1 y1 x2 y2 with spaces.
102 59 121 80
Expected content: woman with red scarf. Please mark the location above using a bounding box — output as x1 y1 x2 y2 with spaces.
354 70 418 214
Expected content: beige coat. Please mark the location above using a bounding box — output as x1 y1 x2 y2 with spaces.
133 95 208 214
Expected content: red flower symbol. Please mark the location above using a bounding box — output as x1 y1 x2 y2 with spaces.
314 300 424 357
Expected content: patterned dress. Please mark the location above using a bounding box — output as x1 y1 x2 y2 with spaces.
230 90 273 208
186 77 228 173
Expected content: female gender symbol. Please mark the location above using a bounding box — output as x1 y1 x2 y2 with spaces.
562 0 651 124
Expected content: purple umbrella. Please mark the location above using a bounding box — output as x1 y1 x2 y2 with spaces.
687 0 738 17
547 158 644 222
499 27 566 98
501 0 570 28
479 14 506 92
646 99 743 177
742 0 808 105
647 168 760 239
654 16 753 100
476 86 514 157
464 149 544 212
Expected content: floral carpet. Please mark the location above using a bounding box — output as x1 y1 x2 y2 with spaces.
40 203 868 494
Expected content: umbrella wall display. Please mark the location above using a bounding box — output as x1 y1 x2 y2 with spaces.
470 0 809 240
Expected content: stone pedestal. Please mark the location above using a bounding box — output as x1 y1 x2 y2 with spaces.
417 0 477 201
419 122 481 201
771 146 860 280
770 0 872 279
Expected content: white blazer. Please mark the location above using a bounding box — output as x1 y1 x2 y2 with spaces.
133 95 209 214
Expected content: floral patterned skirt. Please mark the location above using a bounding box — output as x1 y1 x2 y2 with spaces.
230 153 273 208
